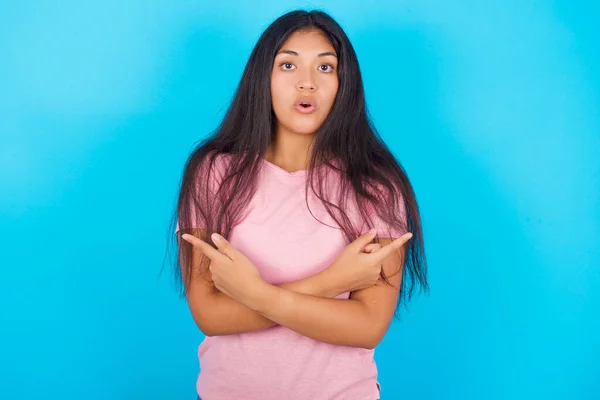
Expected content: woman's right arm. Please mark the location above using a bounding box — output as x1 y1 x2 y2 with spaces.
187 267 343 337
183 229 351 336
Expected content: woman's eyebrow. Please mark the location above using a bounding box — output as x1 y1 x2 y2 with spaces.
276 49 338 58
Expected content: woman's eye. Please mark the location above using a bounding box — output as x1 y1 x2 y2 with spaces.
278 62 334 72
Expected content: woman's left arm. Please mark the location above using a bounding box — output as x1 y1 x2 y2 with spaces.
243 238 404 349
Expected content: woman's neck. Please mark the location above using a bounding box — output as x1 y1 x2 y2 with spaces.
264 129 315 173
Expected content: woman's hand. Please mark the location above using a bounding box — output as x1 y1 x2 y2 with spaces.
181 232 264 303
325 229 413 293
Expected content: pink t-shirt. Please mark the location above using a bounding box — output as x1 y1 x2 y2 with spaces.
182 153 404 400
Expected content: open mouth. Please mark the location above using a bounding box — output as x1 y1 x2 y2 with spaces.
295 99 317 113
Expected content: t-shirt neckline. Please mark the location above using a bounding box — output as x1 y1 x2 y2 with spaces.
261 158 309 177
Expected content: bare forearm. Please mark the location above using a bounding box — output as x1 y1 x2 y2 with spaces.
247 283 380 349
195 270 344 336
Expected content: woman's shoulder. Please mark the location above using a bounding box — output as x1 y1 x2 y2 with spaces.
198 151 235 178
204 151 234 167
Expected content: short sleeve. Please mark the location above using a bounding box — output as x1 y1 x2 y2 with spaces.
362 183 408 239
175 153 229 234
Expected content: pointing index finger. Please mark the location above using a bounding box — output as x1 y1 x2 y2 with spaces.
369 232 413 262
181 233 226 261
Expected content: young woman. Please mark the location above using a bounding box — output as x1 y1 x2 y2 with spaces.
172 9 428 400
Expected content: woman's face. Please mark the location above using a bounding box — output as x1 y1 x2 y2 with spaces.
270 29 339 136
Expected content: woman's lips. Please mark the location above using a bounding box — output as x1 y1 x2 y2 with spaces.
294 103 317 113
295 96 318 114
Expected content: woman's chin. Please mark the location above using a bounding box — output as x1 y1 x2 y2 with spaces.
289 122 323 136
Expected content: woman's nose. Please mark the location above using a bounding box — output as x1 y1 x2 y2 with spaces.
296 72 317 91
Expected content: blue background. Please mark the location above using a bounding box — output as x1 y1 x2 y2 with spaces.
1 1 598 399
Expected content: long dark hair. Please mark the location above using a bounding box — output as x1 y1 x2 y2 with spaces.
166 9 428 313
